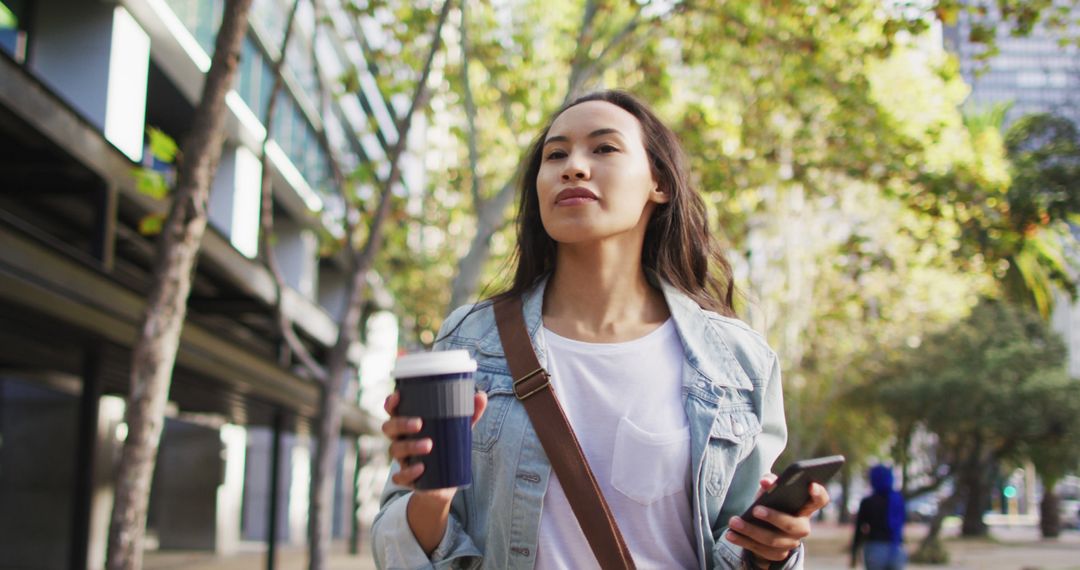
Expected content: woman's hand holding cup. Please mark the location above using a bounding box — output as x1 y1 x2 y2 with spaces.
382 389 488 495
383 349 483 554
383 388 487 555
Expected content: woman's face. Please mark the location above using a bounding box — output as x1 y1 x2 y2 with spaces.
536 101 668 245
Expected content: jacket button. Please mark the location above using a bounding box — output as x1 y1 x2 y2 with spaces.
732 419 745 436
511 547 531 557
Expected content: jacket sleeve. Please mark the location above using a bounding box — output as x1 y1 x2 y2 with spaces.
370 471 482 569
711 351 805 569
370 306 484 569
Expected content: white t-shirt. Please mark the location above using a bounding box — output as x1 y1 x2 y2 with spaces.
534 319 698 570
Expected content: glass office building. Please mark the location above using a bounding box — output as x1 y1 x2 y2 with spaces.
943 2 1080 125
0 0 412 567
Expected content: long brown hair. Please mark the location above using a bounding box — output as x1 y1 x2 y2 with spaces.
492 90 736 316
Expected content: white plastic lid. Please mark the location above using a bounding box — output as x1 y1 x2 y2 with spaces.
392 349 477 379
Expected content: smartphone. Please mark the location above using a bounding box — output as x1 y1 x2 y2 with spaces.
739 455 845 531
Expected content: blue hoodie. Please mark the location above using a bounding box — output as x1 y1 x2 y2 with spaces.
869 465 905 545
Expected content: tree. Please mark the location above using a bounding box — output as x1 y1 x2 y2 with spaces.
106 1 253 568
442 0 681 315
306 2 455 568
254 0 325 379
1001 113 1080 316
869 299 1078 553
1017 368 1080 538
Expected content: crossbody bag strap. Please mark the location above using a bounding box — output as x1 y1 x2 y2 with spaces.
493 297 636 570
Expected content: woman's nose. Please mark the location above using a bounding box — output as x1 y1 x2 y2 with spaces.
560 157 588 181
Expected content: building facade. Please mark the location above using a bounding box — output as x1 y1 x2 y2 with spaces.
0 0 411 567
943 2 1080 126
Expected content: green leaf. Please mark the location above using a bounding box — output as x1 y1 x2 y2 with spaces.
147 127 179 163
132 167 170 200
0 3 16 28
138 213 165 236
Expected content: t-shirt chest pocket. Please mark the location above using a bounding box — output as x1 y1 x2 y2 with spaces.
610 416 691 505
704 408 762 497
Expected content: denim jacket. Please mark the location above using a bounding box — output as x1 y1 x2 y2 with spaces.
372 276 803 569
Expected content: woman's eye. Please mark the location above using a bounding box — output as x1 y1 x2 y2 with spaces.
546 150 567 160
596 144 619 153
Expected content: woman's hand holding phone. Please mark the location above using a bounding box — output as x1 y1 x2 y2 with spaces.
725 474 830 565
724 455 845 567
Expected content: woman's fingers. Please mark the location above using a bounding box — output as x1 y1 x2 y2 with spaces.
383 391 399 415
737 508 809 541
728 513 804 549
390 462 425 486
728 479 833 564
753 472 779 500
725 519 796 562
381 415 422 439
388 437 433 462
471 391 488 427
796 482 831 517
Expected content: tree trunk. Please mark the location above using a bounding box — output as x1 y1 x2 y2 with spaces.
448 180 516 309
306 3 453 568
105 2 252 569
838 463 852 524
960 463 990 537
1040 477 1061 538
912 492 960 564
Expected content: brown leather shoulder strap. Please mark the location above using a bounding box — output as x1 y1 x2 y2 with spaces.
493 297 636 570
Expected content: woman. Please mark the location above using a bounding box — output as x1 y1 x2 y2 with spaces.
850 465 906 570
373 90 829 569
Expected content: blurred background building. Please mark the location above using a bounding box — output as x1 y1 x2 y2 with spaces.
0 0 413 567
943 1 1080 127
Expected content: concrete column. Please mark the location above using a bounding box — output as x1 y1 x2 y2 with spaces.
288 435 311 545
87 396 126 570
274 216 319 300
29 0 149 161
241 426 292 543
209 144 263 259
216 424 247 555
333 437 358 539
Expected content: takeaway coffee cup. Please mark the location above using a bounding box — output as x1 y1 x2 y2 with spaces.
392 350 478 489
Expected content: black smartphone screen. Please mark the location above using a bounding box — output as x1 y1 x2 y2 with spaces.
738 455 845 531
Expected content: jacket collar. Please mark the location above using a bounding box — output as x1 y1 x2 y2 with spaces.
477 274 754 392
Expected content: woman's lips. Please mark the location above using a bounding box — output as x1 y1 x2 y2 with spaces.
556 196 597 206
555 187 598 206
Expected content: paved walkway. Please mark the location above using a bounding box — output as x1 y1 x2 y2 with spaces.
805 522 1080 570
143 522 1080 569
143 541 377 570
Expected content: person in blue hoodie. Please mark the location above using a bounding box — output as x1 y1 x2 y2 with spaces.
851 464 906 569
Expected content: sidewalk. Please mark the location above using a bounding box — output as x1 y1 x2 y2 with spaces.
804 522 1080 570
143 522 1080 569
143 541 377 570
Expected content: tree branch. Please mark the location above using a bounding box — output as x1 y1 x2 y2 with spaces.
565 0 600 101
459 0 482 207
256 0 326 381
313 0 358 276
564 3 646 105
